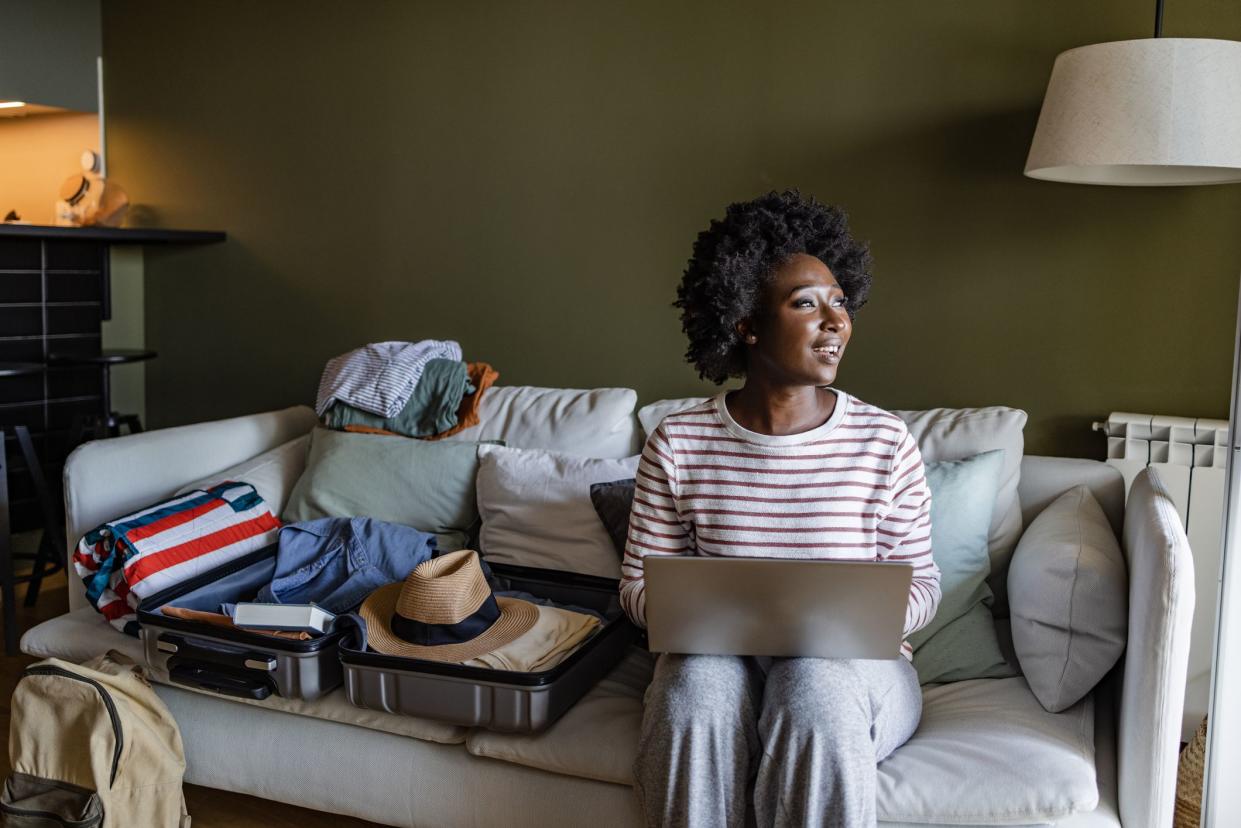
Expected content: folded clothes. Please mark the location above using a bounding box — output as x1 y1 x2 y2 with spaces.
160 605 311 640
461 604 600 672
494 589 607 622
421 362 499 441
325 358 473 438
73 482 281 635
315 340 463 418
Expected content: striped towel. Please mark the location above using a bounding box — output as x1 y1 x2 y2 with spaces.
314 340 463 418
73 482 281 634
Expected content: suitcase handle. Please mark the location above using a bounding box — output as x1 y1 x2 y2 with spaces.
168 663 274 700
156 633 278 673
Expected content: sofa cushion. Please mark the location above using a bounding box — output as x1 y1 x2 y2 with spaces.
909 450 1017 684
440 386 640 458
877 677 1098 824
475 445 640 577
283 427 488 552
20 608 469 746
638 397 709 437
1009 485 1127 713
175 435 309 516
467 654 1097 825
639 396 1028 615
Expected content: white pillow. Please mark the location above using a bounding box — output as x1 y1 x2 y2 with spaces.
476 445 640 577
441 386 640 458
1008 485 1127 712
176 435 309 516
892 406 1027 615
638 397 709 437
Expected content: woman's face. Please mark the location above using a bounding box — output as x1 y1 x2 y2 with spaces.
740 252 852 387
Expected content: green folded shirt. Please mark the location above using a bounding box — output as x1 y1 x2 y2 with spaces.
324 358 475 437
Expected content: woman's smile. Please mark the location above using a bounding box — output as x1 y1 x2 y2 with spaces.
811 339 844 363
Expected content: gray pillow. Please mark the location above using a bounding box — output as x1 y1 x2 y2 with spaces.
283 427 491 552
589 478 636 557
1008 485 1127 712
909 449 1018 684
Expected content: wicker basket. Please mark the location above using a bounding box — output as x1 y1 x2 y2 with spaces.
1174 716 1208 828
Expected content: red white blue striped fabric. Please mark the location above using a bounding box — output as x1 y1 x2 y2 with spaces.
619 391 941 661
73 481 281 633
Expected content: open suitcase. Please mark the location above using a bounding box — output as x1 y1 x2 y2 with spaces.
340 562 639 732
137 544 350 701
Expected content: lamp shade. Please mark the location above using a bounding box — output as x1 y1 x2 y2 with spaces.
1025 38 1241 186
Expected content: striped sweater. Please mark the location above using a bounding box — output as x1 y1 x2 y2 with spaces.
620 390 940 660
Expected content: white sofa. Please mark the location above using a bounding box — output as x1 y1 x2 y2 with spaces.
21 393 1195 828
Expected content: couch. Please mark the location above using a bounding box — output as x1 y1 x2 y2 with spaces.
20 389 1195 827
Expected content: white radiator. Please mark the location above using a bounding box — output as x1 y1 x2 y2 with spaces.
1093 412 1228 741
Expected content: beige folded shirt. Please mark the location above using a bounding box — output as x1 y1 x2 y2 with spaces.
462 604 600 672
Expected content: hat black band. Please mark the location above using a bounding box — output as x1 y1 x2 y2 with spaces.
389 592 502 647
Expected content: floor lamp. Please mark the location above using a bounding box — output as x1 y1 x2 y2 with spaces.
1024 34 1241 826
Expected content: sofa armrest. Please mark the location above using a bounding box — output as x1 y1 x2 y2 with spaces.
1117 467 1195 828
62 405 318 611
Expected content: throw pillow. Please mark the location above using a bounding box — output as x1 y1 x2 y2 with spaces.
909 449 1018 684
283 427 491 552
637 397 709 437
892 406 1028 617
589 478 636 557
437 386 640 459
1008 485 1127 712
176 435 310 516
476 446 640 577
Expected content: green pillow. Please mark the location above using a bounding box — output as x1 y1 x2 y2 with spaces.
909 449 1018 685
283 427 491 552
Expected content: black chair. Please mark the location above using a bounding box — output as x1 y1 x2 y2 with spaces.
0 362 67 655
50 349 158 447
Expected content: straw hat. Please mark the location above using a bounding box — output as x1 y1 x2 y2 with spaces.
359 549 538 662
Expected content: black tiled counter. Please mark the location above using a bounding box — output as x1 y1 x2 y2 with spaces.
0 225 225 530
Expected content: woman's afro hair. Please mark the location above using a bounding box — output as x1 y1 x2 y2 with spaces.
674 190 873 384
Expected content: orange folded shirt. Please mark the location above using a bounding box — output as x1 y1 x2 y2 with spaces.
160 605 312 640
342 424 397 436
421 361 499 441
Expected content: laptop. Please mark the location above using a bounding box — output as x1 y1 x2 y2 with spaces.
644 557 913 659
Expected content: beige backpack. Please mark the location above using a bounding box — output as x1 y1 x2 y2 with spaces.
2 651 190 827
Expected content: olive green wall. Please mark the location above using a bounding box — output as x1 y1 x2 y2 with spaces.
101 0 1241 458
0 0 100 112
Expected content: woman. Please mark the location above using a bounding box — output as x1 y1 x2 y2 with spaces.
620 190 941 828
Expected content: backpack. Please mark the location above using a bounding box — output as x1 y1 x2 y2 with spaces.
2 651 190 827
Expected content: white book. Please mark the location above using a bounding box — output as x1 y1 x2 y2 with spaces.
233 603 336 634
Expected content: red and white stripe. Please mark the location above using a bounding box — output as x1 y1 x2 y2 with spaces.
620 391 940 661
121 501 280 598
74 482 280 632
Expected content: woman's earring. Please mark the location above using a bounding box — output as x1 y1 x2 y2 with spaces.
746 335 757 344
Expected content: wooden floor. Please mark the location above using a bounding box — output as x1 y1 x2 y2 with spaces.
1 543 383 827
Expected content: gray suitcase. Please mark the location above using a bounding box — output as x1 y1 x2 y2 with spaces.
137 545 350 701
340 562 639 732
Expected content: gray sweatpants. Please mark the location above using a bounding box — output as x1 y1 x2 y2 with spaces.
633 654 922 828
